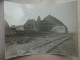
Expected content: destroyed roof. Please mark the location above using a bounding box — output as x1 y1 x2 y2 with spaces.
42 15 64 26
5 20 10 27
24 19 36 26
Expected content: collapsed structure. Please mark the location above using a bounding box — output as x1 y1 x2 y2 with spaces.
5 15 68 35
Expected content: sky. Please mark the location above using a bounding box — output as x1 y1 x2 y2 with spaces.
4 1 78 32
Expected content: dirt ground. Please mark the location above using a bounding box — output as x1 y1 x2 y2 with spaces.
5 33 78 59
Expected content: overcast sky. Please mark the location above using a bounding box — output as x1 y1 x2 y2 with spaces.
4 1 78 32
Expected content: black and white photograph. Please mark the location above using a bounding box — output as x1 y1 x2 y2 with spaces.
4 1 78 59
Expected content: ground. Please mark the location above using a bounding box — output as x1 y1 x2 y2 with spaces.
5 32 78 59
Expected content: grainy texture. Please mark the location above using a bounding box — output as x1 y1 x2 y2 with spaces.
0 1 4 60
4 0 78 60
4 0 76 4
5 33 77 59
78 0 80 60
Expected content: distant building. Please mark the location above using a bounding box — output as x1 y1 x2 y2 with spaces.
11 25 16 28
5 15 68 35
15 25 24 31
24 19 38 32
24 15 68 33
15 25 25 34
5 21 16 35
36 16 41 31
40 15 68 33
51 26 66 33
5 21 11 35
5 21 9 27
